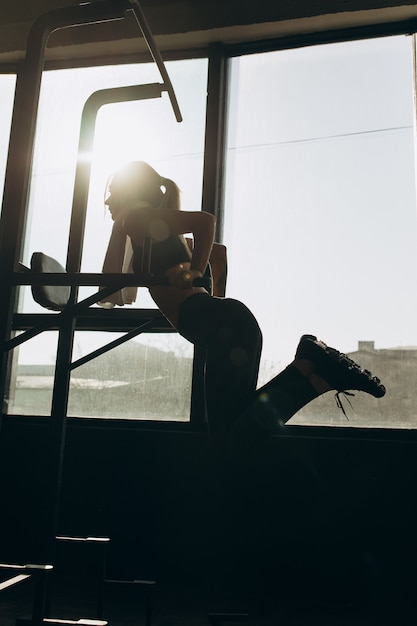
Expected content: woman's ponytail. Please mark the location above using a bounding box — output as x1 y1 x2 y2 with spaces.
160 177 181 210
107 161 181 210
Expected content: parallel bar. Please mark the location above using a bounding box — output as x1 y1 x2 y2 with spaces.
12 271 211 288
12 310 172 333
12 272 167 287
66 83 163 277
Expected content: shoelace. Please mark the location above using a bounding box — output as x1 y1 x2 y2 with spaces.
335 390 355 420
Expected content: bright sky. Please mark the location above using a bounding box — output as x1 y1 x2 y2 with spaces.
223 35 417 377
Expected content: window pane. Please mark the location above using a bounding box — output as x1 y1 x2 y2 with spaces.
67 333 193 420
5 332 58 416
0 74 16 210
6 330 194 421
9 59 206 421
223 36 417 428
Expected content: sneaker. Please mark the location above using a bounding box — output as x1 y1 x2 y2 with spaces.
295 334 386 398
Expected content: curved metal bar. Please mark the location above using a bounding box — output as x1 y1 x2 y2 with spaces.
66 83 163 276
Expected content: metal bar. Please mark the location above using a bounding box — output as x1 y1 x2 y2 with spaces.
128 0 183 122
12 271 165 287
0 564 53 570
0 574 31 591
69 320 154 370
192 44 228 425
5 319 62 352
12 309 171 333
12 272 211 288
66 82 163 277
201 43 228 231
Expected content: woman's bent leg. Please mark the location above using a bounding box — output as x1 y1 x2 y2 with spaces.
178 293 263 447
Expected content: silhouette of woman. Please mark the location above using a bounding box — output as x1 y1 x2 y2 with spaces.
102 161 385 451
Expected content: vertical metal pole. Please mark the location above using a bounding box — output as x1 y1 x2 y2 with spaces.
0 22 50 420
191 44 228 424
201 43 228 233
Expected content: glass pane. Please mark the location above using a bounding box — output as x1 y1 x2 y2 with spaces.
0 74 17 211
67 332 193 420
9 59 206 421
223 36 417 428
5 332 58 416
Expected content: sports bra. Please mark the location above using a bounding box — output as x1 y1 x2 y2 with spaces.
131 234 192 276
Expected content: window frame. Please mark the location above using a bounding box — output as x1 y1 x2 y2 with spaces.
2 16 417 438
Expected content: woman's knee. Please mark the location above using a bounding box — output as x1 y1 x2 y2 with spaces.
221 298 263 345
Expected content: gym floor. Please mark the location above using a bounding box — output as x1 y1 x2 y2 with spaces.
0 574 416 626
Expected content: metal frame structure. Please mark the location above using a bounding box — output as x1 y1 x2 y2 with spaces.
0 3 206 622
0 0 184 421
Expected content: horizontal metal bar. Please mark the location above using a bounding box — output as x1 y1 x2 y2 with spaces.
43 619 108 625
104 578 156 585
12 272 160 287
0 574 31 592
10 272 211 292
12 309 173 333
0 563 53 571
12 271 209 289
56 536 110 542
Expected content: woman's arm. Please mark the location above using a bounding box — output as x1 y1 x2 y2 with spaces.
185 239 227 297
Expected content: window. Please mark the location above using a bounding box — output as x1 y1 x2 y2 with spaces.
223 35 417 428
7 32 417 428
6 58 208 420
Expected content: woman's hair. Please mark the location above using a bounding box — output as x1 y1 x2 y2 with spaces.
107 161 180 209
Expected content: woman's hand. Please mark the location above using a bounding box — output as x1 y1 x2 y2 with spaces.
169 267 203 289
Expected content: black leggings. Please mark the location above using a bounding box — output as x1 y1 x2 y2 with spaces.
178 293 318 451
178 293 262 445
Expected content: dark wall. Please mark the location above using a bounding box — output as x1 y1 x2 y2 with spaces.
0 419 416 612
